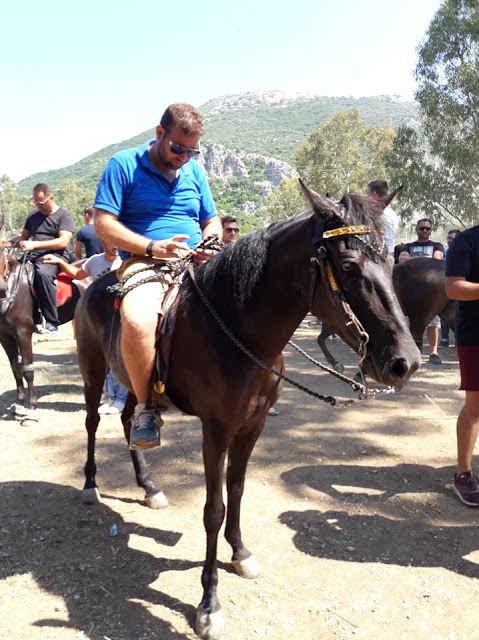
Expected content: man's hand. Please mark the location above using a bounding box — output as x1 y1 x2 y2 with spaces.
151 235 192 260
42 254 62 265
18 240 36 252
192 248 216 264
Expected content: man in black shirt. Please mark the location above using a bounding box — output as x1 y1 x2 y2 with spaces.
445 225 479 506
17 183 75 333
394 219 445 364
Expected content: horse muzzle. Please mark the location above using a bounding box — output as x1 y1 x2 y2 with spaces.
362 346 421 387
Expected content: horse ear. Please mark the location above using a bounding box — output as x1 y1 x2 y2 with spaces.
299 180 339 219
378 185 403 208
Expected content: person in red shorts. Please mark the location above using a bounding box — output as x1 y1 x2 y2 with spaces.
445 225 479 506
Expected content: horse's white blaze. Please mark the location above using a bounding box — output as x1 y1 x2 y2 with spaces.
232 555 261 579
196 607 225 640
82 487 101 505
145 491 168 509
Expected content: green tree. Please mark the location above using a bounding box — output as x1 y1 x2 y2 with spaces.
56 179 96 229
0 175 31 237
262 178 307 221
295 109 395 199
386 0 479 227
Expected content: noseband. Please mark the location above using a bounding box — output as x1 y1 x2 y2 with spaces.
309 219 386 366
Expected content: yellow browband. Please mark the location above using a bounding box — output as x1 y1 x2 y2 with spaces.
322 225 383 239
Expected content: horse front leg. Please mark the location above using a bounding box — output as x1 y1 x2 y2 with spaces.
17 329 37 412
196 430 228 640
0 333 31 416
122 393 168 509
82 376 104 505
225 422 264 580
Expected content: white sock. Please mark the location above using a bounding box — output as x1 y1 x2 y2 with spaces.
134 402 146 415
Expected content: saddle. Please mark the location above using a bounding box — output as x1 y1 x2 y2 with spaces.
153 279 182 407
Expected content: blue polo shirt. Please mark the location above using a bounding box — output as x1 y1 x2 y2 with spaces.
94 140 217 253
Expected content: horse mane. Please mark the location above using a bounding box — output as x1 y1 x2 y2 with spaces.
194 226 270 309
188 195 384 311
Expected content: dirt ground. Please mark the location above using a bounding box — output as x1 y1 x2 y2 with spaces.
1 320 479 640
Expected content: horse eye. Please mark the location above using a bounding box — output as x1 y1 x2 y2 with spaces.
341 260 356 272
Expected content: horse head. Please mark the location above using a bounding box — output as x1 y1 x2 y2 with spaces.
300 181 420 386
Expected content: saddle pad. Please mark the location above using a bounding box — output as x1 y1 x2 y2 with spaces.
56 273 74 307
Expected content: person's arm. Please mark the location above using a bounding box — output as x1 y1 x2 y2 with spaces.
201 215 222 240
433 249 444 260
18 229 73 253
74 240 83 260
42 254 87 279
445 276 479 301
398 251 411 263
94 209 191 259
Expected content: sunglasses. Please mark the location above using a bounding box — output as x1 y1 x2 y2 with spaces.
225 228 239 233
418 226 431 231
165 131 200 158
32 196 51 206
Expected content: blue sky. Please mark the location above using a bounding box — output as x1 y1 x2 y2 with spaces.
1 0 443 182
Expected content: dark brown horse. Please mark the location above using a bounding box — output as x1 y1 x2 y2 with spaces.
0 245 79 420
317 257 455 372
74 183 421 640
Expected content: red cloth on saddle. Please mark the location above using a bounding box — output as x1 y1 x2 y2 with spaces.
56 273 74 307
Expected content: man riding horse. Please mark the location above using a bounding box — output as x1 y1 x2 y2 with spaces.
8 183 75 334
93 103 222 450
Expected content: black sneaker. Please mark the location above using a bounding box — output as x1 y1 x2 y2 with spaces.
452 471 479 507
129 407 163 450
429 353 442 365
439 339 449 348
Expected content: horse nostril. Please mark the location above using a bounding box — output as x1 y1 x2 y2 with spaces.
389 357 409 379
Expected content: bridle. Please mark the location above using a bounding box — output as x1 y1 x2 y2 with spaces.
0 247 30 315
309 219 387 367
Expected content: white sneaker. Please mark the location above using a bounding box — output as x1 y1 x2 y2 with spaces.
109 399 125 413
98 402 113 415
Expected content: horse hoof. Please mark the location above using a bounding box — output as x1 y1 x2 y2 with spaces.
334 362 345 374
196 606 225 640
145 491 168 509
232 555 261 579
82 488 101 504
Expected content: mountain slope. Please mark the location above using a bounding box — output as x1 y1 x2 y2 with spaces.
17 90 418 195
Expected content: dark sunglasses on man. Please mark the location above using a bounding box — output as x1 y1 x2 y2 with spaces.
164 130 201 158
418 226 431 231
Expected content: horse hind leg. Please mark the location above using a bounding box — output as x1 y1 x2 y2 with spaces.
82 373 105 505
122 392 168 509
224 422 264 580
316 323 344 373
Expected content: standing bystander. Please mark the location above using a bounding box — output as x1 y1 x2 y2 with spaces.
43 242 128 414
394 219 445 364
221 216 239 244
445 225 479 506
440 229 461 348
74 207 102 259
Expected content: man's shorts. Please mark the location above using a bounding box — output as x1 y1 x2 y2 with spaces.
457 345 479 391
427 315 441 328
117 256 175 320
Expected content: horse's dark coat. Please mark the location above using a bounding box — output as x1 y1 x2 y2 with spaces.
74 184 421 639
0 249 79 412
